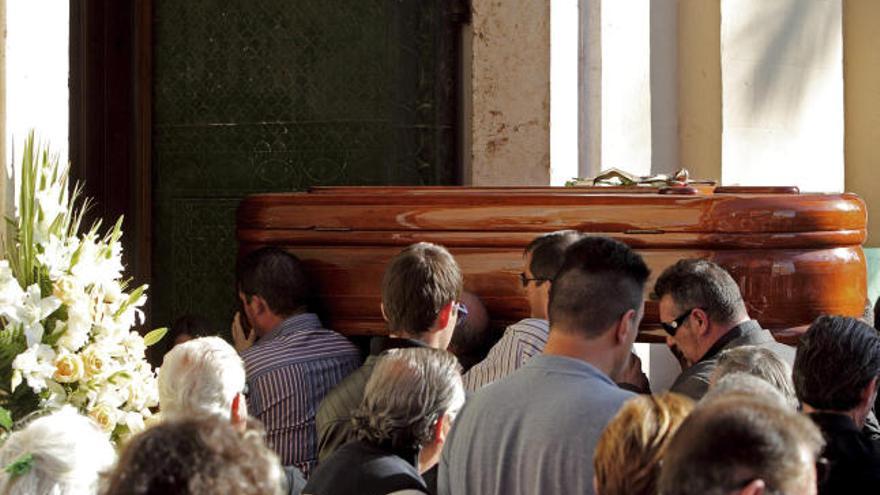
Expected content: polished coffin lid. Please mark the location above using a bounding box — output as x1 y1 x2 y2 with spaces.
236 186 868 343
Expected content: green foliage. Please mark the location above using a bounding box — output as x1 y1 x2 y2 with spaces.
0 407 12 430
4 453 33 477
143 327 168 347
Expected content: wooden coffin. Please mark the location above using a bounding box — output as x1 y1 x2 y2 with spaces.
236 186 868 343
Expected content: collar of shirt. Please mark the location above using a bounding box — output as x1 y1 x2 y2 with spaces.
698 319 763 363
524 354 618 387
369 336 430 356
255 312 323 345
809 411 861 435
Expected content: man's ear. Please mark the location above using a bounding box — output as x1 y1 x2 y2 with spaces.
433 302 455 333
738 479 766 495
380 303 389 323
615 308 637 344
230 392 248 432
861 376 879 406
433 412 451 445
250 295 268 316
692 307 712 337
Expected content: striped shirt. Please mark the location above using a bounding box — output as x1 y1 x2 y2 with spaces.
242 313 362 476
461 318 549 392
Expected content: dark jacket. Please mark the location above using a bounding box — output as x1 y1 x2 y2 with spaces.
670 320 795 400
810 412 880 495
316 337 428 462
303 440 427 495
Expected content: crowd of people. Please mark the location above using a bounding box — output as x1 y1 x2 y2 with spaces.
0 232 878 495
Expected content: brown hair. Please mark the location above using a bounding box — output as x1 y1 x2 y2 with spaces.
658 395 823 495
594 393 694 495
381 242 463 335
103 417 283 495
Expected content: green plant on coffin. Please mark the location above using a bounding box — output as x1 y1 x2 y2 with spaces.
0 131 166 442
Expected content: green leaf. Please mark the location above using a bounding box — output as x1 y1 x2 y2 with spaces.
143 327 168 347
114 284 147 319
0 407 12 430
4 453 33 477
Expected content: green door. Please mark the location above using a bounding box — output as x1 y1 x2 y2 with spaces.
151 0 465 334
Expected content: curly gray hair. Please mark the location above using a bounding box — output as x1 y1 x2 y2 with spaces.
352 348 464 450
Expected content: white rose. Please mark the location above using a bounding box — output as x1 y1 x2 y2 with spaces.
81 345 112 378
53 352 85 383
88 403 118 433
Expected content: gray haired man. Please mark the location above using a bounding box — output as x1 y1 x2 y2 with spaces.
305 348 465 495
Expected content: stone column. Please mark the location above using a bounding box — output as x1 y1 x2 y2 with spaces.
469 0 551 186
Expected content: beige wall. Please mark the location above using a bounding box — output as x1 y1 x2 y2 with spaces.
469 0 550 186
678 0 722 183
844 0 880 247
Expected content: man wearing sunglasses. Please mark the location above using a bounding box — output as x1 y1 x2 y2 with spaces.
652 258 794 400
462 230 583 392
316 242 464 463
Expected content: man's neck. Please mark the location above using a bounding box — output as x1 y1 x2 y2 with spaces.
388 330 439 349
696 317 752 361
542 330 617 379
256 311 304 338
803 403 867 428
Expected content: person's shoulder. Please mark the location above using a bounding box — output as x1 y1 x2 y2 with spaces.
507 318 550 337
318 361 373 417
670 365 712 400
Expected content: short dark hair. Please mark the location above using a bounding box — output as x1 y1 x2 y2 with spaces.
104 417 283 495
659 396 824 495
652 259 746 326
236 247 309 317
793 315 880 412
548 236 650 337
382 243 463 335
524 230 583 282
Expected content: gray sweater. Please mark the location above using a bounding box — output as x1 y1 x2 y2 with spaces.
438 354 634 495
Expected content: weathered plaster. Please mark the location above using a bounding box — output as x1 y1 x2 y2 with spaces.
470 0 551 186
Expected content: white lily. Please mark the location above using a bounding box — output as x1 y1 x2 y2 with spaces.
11 344 57 393
16 284 62 346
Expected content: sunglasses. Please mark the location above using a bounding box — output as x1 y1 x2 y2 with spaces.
660 308 697 337
519 272 550 288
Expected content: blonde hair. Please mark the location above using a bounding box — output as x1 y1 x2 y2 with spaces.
593 393 694 495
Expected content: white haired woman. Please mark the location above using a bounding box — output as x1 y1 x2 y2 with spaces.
0 407 115 495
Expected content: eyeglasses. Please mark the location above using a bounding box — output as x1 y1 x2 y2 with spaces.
660 308 697 337
454 302 469 322
519 272 550 288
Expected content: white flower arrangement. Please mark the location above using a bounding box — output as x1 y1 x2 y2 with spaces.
0 133 165 442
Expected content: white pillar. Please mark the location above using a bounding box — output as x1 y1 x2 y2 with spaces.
601 0 652 175
550 0 580 185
